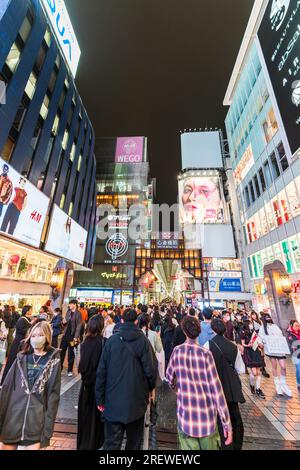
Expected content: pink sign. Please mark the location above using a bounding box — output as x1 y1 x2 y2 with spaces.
115 137 144 164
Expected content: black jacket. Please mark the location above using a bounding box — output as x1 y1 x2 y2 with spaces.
95 322 157 424
0 348 61 447
172 324 186 348
208 335 245 404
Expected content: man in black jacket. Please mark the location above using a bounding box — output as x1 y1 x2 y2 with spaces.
95 308 157 450
60 299 82 377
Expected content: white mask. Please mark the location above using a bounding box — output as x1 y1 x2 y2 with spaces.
31 336 46 350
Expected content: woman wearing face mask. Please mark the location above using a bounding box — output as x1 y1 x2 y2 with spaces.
258 314 292 397
1 305 33 385
0 321 61 450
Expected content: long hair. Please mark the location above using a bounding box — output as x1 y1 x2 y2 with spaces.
139 314 150 337
22 321 52 354
251 311 262 325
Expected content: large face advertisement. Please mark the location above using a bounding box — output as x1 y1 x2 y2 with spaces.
258 0 300 156
45 205 87 264
179 176 225 224
0 157 49 248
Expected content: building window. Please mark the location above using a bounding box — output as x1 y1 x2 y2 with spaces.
253 174 261 198
62 129 69 150
270 151 280 180
48 70 57 94
249 181 255 203
277 142 289 172
5 43 21 73
19 15 32 44
44 27 51 47
77 154 82 172
262 108 278 144
52 114 60 136
36 46 46 72
24 72 37 99
40 93 50 120
259 168 266 192
1 136 15 162
245 186 251 208
60 193 65 209
68 202 73 217
263 160 272 187
288 178 300 218
70 143 76 162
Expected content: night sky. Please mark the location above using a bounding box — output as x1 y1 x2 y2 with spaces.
65 0 254 205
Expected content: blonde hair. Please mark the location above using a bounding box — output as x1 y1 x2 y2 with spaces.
23 321 52 353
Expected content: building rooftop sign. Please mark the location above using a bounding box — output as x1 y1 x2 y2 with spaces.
40 0 81 78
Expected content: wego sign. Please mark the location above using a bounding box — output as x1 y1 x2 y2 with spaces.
258 0 300 156
115 137 144 164
40 0 81 77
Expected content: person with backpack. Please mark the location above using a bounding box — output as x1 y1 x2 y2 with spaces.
205 319 245 450
51 308 63 348
95 308 157 450
77 315 106 450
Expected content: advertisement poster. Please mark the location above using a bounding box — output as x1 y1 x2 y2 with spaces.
258 0 300 156
0 157 49 248
45 205 87 264
209 277 242 293
233 145 255 184
179 176 225 224
115 137 144 163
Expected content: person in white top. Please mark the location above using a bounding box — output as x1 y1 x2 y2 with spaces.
103 314 115 340
258 314 292 397
139 314 163 354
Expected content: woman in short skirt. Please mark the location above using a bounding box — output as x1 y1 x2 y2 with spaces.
240 320 266 399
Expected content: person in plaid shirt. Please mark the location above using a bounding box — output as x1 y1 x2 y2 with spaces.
166 316 232 450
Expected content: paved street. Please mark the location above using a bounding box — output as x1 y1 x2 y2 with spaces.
45 357 300 451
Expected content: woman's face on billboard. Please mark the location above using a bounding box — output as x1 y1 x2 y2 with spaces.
182 178 220 213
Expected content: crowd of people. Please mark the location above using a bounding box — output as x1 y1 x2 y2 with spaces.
0 300 299 451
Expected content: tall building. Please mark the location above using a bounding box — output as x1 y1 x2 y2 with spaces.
0 0 96 310
73 137 154 306
224 0 300 328
179 130 251 309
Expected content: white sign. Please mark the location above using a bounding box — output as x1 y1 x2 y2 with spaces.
264 335 291 356
0 157 49 248
40 0 81 77
233 144 255 184
45 205 87 264
106 233 128 261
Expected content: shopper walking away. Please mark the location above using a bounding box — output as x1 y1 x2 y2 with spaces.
250 311 270 378
161 310 176 370
77 315 105 450
0 321 61 450
206 319 245 450
222 311 235 342
60 299 82 377
1 305 33 385
166 316 232 450
198 307 216 347
50 308 63 348
95 308 157 451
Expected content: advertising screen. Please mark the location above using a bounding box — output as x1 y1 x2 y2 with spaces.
258 0 300 156
115 137 144 163
0 157 49 248
181 131 223 170
179 176 225 224
45 205 87 264
40 0 81 77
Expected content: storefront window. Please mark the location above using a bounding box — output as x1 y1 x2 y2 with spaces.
253 212 261 239
256 253 264 278
287 179 300 219
252 255 259 279
273 243 284 264
259 207 269 236
265 202 276 231
266 246 275 263
278 190 290 223
282 240 293 274
272 197 283 226
290 236 300 272
247 257 253 279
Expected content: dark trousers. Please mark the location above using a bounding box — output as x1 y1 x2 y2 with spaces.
104 416 144 450
60 336 75 373
218 402 244 450
52 335 59 348
0 202 4 218
1 203 20 235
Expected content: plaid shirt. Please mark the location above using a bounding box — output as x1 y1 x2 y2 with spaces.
166 339 232 438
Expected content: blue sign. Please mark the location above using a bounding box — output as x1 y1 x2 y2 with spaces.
219 278 242 292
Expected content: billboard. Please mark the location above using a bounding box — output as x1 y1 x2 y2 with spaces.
0 157 49 248
179 176 225 224
0 0 11 21
40 0 81 77
258 0 300 156
115 137 144 163
209 277 242 293
233 145 255 184
45 205 87 264
181 131 223 170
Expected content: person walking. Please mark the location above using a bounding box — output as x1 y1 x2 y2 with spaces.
1 305 33 385
287 320 300 392
241 320 266 399
258 314 292 397
95 308 157 451
139 314 163 354
50 308 63 348
0 321 61 450
250 311 270 378
166 316 232 450
60 299 82 377
206 319 245 450
161 310 176 370
103 314 115 340
2 305 14 357
198 307 216 347
77 315 106 450
222 311 235 342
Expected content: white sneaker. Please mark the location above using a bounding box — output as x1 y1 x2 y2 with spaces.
67 372 73 377
274 377 283 396
280 377 292 398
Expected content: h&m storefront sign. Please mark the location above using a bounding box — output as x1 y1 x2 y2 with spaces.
258 0 300 156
